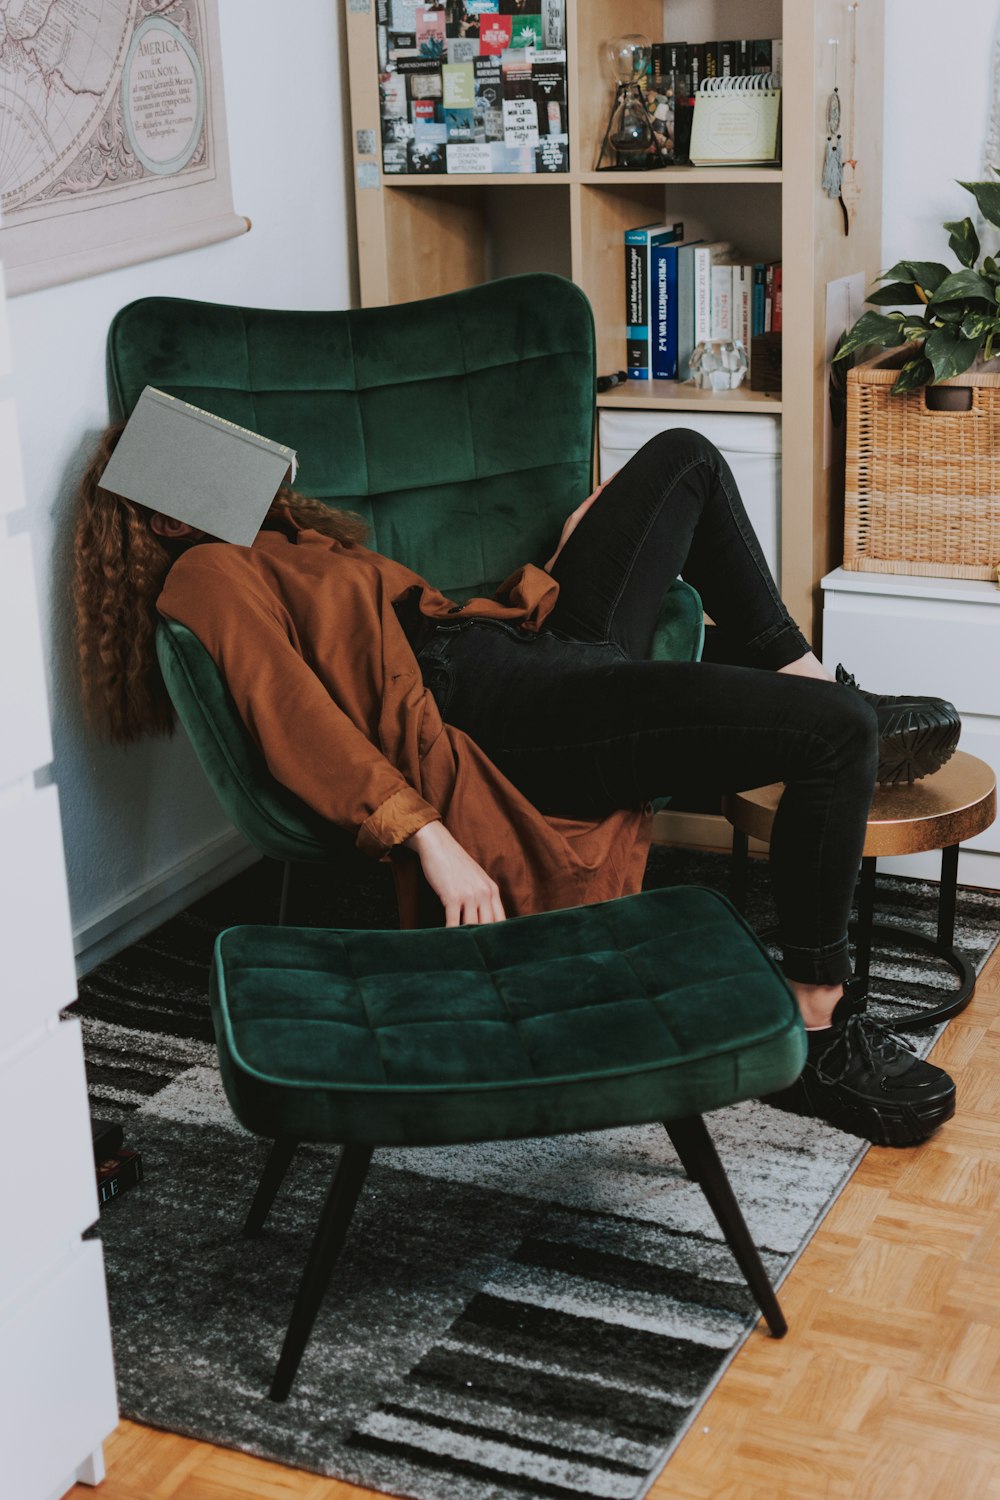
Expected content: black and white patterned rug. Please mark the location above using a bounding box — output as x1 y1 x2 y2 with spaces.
75 850 1000 1500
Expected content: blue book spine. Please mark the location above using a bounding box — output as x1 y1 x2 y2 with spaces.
651 243 679 380
752 263 767 336
624 229 650 379
625 222 684 380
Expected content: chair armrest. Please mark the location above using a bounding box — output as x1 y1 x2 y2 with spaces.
155 620 348 864
649 579 705 664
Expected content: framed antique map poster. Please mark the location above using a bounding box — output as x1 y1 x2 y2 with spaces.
0 0 248 295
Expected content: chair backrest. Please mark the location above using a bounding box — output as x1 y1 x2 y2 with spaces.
109 273 596 599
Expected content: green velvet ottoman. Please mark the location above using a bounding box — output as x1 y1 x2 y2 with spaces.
210 884 806 1400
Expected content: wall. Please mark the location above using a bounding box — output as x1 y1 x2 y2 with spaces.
883 0 999 263
9 0 356 971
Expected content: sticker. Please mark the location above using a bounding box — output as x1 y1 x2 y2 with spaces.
356 128 377 155
348 0 371 11
356 162 380 189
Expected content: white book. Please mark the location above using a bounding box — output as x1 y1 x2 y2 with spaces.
710 263 733 341
693 242 733 345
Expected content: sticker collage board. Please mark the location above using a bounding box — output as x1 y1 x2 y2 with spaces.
378 0 569 175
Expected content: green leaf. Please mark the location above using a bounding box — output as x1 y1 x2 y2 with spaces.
943 216 981 268
891 356 934 394
930 302 965 323
985 256 999 277
832 311 907 361
961 311 995 339
866 281 927 305
924 324 981 382
878 260 950 292
928 268 995 305
960 179 1000 230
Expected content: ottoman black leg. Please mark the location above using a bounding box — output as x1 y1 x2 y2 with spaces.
663 1115 786 1339
244 1137 299 1238
270 1142 375 1402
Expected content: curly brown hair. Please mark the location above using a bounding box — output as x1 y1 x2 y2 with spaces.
73 421 369 744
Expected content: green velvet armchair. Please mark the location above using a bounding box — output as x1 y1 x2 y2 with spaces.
107 274 703 917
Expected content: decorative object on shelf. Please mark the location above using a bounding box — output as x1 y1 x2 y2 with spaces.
377 0 569 176
688 74 781 166
834 178 1000 394
844 344 1000 581
595 34 655 170
688 339 748 391
750 332 782 393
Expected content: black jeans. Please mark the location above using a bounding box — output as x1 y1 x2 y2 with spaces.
417 430 878 984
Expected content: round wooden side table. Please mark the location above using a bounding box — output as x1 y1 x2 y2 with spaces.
723 750 997 1030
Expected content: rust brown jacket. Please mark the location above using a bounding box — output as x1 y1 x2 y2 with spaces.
157 526 651 916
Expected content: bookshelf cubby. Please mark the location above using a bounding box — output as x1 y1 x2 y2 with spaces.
345 0 885 637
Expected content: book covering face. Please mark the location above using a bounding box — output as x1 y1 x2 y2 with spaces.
100 387 297 547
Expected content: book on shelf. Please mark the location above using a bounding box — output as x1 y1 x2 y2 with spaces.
650 237 701 381
99 386 297 548
624 221 685 380
732 264 754 374
97 1148 143 1208
710 260 735 341
772 263 783 332
693 241 734 347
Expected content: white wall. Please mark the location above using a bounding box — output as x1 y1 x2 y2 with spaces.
10 0 356 970
883 0 1000 265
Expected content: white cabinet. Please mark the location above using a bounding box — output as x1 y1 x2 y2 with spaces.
597 408 783 586
822 567 1000 888
0 269 117 1494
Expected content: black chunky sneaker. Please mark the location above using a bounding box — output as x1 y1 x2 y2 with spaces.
763 979 956 1146
836 663 961 785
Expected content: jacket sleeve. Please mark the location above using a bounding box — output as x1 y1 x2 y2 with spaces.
158 582 440 859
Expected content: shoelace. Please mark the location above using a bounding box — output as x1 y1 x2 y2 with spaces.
814 1012 917 1085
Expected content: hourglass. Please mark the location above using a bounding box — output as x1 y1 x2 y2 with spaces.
596 35 654 170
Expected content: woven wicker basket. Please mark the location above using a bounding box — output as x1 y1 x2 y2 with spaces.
844 345 1000 580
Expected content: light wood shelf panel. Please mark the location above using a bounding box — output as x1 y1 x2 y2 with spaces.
598 382 783 413
579 167 784 186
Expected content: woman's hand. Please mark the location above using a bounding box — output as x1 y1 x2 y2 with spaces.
405 820 506 926
544 478 613 572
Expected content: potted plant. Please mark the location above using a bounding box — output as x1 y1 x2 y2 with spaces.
835 179 1000 409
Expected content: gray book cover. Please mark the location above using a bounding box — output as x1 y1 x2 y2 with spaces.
99 387 297 546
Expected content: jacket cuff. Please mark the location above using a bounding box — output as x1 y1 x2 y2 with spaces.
357 787 440 859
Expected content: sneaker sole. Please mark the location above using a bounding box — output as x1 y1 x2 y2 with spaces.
762 1077 957 1147
877 711 962 786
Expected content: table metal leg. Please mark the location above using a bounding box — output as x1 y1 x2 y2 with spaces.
730 827 749 915
937 844 960 949
853 856 877 987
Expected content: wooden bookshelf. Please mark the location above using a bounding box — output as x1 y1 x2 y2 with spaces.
345 0 886 638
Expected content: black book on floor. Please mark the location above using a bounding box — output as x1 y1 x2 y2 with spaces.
97 1148 143 1207
91 1118 124 1164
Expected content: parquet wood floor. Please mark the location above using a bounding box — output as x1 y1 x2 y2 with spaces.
70 942 1000 1500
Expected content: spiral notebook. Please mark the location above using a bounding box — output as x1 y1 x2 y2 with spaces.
689 74 781 166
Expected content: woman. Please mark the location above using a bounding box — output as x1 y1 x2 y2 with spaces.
74 425 959 1148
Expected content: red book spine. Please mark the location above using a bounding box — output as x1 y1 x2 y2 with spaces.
772 264 783 333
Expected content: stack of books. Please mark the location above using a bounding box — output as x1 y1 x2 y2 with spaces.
624 221 781 383
652 37 783 89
